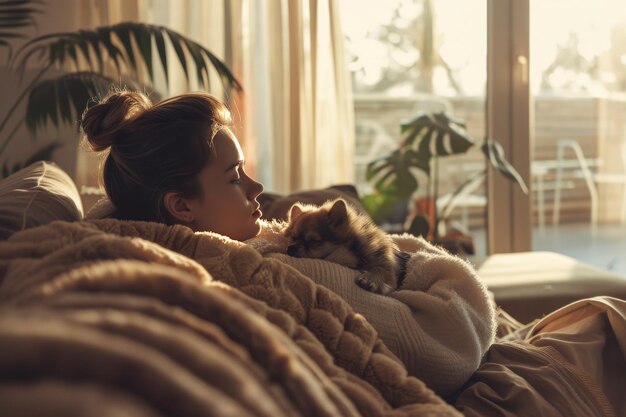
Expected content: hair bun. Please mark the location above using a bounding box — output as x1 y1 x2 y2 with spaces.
81 90 152 152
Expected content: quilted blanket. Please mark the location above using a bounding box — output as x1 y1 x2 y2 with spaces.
0 219 465 417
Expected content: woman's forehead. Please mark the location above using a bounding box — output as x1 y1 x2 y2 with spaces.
211 129 244 161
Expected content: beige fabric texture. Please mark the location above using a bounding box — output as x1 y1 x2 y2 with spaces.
0 161 83 240
478 251 626 323
0 219 465 417
247 221 497 396
455 296 626 417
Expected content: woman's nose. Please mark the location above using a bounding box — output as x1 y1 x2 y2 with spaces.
248 177 264 199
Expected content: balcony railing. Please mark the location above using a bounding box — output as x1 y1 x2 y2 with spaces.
353 94 626 227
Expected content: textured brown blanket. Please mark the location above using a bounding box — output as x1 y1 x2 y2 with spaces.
0 219 462 417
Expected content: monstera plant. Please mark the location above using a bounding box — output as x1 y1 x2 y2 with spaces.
0 0 242 177
363 111 528 241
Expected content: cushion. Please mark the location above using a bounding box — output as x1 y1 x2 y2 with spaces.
0 161 83 240
258 184 368 221
478 251 626 323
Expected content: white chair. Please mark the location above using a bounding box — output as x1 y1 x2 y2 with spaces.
553 139 626 225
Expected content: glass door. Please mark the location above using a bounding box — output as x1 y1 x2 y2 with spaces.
340 0 489 260
530 0 626 274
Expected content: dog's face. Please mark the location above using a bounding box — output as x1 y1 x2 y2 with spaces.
284 199 355 261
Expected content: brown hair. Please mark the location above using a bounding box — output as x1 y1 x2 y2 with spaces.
81 90 232 223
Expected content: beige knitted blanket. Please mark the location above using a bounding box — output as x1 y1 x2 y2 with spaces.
0 219 464 417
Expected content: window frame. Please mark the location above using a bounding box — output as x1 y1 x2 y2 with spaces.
486 0 531 253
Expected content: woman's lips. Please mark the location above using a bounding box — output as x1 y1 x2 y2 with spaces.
252 209 262 219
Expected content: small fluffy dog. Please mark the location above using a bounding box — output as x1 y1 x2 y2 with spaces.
283 198 408 294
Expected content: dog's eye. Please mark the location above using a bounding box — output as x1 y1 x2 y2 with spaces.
305 232 321 241
307 240 322 248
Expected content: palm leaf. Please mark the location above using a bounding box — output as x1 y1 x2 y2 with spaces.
25 71 120 134
0 0 42 62
13 21 242 92
153 27 168 83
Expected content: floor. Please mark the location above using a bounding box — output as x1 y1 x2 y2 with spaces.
471 223 626 277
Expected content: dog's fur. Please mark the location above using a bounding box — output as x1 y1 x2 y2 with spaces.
283 198 402 294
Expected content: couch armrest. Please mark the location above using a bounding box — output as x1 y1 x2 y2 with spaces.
478 251 626 323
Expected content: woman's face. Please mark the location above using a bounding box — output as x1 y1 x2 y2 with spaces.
185 129 264 241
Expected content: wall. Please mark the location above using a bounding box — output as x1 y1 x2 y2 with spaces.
0 0 85 179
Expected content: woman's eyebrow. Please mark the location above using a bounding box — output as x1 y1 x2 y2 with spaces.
224 160 244 173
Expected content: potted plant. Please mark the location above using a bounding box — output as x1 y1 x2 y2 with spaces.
362 111 528 253
0 0 241 177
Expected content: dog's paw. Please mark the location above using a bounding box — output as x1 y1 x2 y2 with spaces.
355 272 394 295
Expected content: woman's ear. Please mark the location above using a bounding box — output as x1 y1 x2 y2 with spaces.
163 192 194 224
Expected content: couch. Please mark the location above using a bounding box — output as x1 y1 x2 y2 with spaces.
1 161 625 417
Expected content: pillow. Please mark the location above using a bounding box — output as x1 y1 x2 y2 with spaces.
258 184 368 221
0 161 83 240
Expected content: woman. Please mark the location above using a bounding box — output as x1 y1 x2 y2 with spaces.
81 90 264 241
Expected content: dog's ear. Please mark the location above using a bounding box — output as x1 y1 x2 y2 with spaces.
288 204 304 222
328 199 348 225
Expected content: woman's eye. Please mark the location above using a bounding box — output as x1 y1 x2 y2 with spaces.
230 178 242 184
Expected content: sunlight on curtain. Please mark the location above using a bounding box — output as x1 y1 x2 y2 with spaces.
81 0 227 98
76 0 230 187
75 0 149 195
80 0 354 194
229 0 355 193
80 0 144 26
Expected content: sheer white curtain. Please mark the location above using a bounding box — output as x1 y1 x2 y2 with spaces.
81 0 227 97
228 0 355 193
80 0 355 194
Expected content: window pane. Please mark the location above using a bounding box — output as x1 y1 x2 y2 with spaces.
530 0 626 273
340 0 487 259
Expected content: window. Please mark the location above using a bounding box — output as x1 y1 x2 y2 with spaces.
530 0 626 271
340 0 488 254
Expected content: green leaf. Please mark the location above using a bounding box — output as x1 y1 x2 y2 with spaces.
113 24 138 76
77 30 101 71
366 148 421 200
166 28 189 82
153 27 168 84
407 214 430 238
25 72 118 134
482 139 529 194
395 168 418 198
12 22 242 92
361 193 401 224
186 38 210 89
129 23 153 81
401 111 474 160
365 155 393 181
